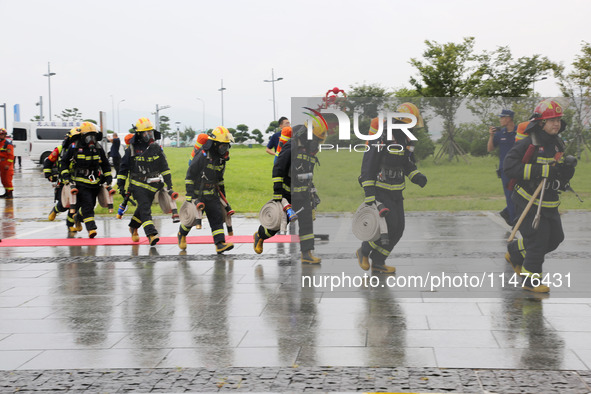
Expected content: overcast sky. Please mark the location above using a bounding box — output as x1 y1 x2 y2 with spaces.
1 0 589 135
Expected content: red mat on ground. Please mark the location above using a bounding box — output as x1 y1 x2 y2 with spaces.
0 235 298 248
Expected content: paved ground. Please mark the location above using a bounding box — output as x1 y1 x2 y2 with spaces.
1 159 591 393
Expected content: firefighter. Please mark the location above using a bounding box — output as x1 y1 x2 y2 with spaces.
177 126 234 254
503 99 575 293
117 117 174 246
60 122 112 238
0 128 15 199
44 127 82 230
253 122 325 264
356 103 428 274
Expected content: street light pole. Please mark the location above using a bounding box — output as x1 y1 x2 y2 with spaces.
175 121 181 148
117 99 126 132
110 95 115 132
196 97 205 131
218 79 227 127
153 104 171 131
264 68 284 122
43 62 56 121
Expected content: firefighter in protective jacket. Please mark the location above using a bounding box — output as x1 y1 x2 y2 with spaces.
253 122 325 264
44 127 82 229
117 117 174 246
503 99 575 293
177 126 234 254
0 128 15 199
60 122 112 238
356 103 428 274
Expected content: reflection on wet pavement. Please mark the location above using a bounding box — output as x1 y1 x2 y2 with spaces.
0 158 591 372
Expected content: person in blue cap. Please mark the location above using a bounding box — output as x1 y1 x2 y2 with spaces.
487 109 517 226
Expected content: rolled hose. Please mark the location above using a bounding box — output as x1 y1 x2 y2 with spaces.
258 200 283 231
179 200 198 227
352 203 381 242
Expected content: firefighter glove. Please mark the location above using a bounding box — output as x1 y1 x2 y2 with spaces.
412 173 428 188
117 180 126 195
533 164 558 179
61 172 71 185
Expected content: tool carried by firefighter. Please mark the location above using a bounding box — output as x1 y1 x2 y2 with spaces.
507 180 545 242
352 201 389 245
116 191 136 219
60 182 78 213
98 184 116 213
218 187 234 236
157 187 180 223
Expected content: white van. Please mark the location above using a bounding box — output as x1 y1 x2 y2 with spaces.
12 121 82 164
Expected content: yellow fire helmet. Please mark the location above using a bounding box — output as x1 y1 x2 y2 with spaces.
208 126 235 143
396 102 424 128
304 118 327 142
135 117 155 132
78 121 99 134
67 127 80 138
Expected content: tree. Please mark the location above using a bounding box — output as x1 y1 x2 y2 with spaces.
410 37 481 162
556 41 591 159
30 115 42 122
181 126 196 146
467 46 559 132
234 124 250 144
251 128 264 144
159 116 173 142
265 120 279 134
56 108 83 122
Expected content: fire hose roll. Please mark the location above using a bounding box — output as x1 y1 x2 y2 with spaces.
258 200 283 231
352 203 381 242
61 184 72 209
157 189 173 214
97 186 110 208
180 200 198 227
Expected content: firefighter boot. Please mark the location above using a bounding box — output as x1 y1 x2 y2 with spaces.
505 252 522 276
253 232 264 254
48 207 58 221
356 248 370 271
74 216 83 232
0 191 13 199
149 234 160 246
301 250 321 265
129 227 140 242
177 232 187 250
522 273 550 293
372 262 396 275
88 229 97 239
216 242 234 254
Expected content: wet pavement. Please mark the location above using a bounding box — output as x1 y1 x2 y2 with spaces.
1 159 591 392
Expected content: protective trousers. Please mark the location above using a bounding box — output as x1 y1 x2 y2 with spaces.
360 193 405 265
76 184 100 231
0 163 13 191
179 193 226 244
507 199 564 274
292 192 314 252
129 185 158 237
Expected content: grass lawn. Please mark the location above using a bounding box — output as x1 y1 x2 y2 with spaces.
97 145 591 215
